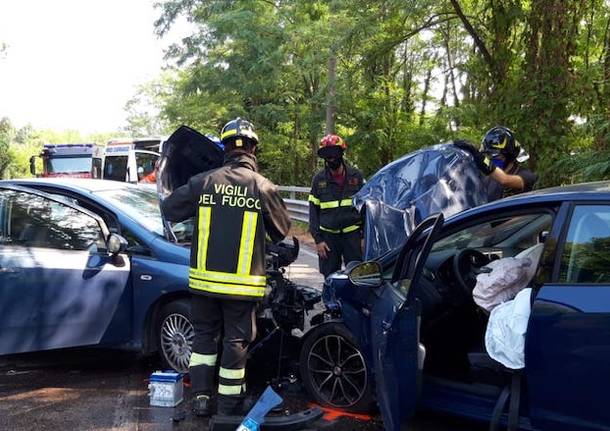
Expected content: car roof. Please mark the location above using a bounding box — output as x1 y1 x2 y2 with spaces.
446 180 610 224
492 180 610 204
0 178 142 194
508 181 610 198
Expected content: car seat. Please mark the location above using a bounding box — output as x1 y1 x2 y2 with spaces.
469 243 544 431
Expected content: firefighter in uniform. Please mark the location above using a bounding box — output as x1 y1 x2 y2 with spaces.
161 118 291 417
308 134 364 277
455 126 537 200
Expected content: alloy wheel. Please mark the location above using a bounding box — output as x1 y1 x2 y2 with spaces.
160 312 194 373
306 334 368 408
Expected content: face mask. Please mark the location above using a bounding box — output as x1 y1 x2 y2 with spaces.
492 158 506 170
325 158 343 170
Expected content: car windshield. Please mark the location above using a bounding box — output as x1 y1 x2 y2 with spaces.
95 187 164 235
47 157 92 173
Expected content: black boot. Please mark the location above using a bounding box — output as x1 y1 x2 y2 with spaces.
217 395 245 416
192 394 212 417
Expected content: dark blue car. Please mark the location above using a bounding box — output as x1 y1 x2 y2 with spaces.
0 178 196 372
299 181 610 431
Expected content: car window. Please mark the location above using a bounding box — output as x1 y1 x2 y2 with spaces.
559 205 610 284
104 155 128 181
136 152 158 182
122 227 152 256
95 187 164 236
432 213 552 254
0 189 105 251
171 218 194 243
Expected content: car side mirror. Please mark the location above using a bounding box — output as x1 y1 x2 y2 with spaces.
108 233 128 255
348 261 383 288
539 230 549 243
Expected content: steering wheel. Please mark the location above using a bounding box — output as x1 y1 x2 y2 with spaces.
452 249 491 295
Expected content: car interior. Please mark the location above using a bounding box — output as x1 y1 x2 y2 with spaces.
405 211 555 391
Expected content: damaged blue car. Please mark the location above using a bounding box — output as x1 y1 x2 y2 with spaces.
299 144 610 431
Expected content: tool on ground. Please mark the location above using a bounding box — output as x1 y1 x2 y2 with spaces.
236 386 283 431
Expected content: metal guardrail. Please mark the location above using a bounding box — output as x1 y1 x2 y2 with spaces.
278 186 310 223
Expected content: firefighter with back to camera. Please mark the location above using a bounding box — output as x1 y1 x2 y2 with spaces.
161 118 291 417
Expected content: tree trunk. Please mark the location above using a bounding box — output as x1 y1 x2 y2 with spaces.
520 0 586 179
292 108 300 184
599 13 610 150
325 48 337 134
443 23 460 107
449 0 494 74
401 43 414 114
439 72 448 109
419 61 434 125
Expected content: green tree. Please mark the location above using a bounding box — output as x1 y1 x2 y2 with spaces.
123 75 173 137
0 118 15 178
150 0 610 186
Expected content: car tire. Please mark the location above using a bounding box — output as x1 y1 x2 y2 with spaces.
299 322 374 412
156 299 194 373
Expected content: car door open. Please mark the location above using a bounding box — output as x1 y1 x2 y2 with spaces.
365 213 444 431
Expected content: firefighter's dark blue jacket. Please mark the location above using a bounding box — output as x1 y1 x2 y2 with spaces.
162 152 290 301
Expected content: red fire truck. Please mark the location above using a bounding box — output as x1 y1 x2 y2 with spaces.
29 144 104 178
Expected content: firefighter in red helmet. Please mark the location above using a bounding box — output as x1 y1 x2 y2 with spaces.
308 134 365 277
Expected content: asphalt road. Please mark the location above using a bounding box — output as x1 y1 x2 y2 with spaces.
0 348 487 431
0 248 487 431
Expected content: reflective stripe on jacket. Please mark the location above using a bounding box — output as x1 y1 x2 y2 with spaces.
162 152 291 301
308 163 364 243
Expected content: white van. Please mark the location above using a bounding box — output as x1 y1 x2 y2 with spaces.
103 138 162 184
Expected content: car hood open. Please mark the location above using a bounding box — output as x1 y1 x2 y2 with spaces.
157 125 224 197
353 142 491 259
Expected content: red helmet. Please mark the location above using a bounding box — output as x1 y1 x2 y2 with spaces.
318 134 347 158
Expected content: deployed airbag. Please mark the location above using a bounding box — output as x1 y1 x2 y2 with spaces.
353 143 490 259
473 243 543 312
473 258 532 312
485 288 533 369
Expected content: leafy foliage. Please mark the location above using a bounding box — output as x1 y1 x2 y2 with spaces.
4 1 610 188
145 0 610 186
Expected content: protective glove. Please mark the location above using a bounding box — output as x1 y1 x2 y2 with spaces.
454 140 496 175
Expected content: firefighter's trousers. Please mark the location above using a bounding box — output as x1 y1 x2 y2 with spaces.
189 294 257 409
318 230 362 277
